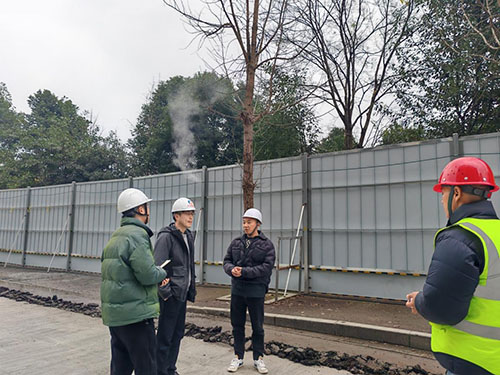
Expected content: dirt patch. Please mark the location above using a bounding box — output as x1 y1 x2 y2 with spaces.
194 289 430 333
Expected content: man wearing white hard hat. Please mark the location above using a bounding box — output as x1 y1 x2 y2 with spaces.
101 188 168 375
223 208 275 374
154 197 197 375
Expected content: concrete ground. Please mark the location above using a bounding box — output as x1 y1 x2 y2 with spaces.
0 265 443 374
0 298 351 375
0 265 429 332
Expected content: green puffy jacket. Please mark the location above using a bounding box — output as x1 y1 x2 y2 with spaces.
101 217 167 327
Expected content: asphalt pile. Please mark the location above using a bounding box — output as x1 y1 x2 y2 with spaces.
0 286 436 375
0 286 101 317
183 323 435 375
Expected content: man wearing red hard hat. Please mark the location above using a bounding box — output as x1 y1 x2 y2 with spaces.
406 157 500 375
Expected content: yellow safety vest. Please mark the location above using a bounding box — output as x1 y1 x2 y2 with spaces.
430 218 500 375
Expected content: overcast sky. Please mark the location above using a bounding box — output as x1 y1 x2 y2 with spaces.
0 0 205 141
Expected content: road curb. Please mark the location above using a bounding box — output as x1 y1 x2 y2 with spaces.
187 305 431 351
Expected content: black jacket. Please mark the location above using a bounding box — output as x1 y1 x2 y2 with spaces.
223 231 275 289
415 200 498 375
154 223 196 303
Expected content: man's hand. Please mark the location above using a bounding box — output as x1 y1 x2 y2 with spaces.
231 266 242 278
160 278 170 287
406 291 419 314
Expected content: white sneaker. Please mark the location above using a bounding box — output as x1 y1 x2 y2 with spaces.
254 357 268 374
227 357 243 372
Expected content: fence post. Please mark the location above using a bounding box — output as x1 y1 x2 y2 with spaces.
21 187 32 267
301 154 311 294
66 181 77 272
451 133 461 158
200 166 209 285
275 238 281 302
128 176 134 188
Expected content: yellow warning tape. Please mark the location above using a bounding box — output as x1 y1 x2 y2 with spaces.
0 248 22 254
195 260 425 277
0 251 424 276
0 249 99 259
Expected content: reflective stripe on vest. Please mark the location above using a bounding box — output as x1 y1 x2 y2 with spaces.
431 218 500 375
459 222 500 301
454 320 500 341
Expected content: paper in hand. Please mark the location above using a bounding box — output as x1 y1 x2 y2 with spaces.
160 259 171 270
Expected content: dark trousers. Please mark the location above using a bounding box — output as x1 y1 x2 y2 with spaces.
230 294 265 360
157 297 187 375
109 318 156 375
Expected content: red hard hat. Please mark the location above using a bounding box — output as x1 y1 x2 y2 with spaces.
433 157 499 197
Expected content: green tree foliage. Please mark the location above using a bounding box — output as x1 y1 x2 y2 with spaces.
128 77 181 175
253 70 319 161
128 72 242 176
316 127 345 153
0 83 23 147
186 73 243 168
0 86 128 188
0 83 24 187
386 0 500 141
381 124 427 145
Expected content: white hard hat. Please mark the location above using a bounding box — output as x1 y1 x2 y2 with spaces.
243 208 262 224
117 188 152 213
171 197 196 213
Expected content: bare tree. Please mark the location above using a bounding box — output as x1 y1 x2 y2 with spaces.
162 0 299 209
292 0 415 149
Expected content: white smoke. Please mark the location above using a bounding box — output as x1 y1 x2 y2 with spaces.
168 76 230 172
169 87 200 170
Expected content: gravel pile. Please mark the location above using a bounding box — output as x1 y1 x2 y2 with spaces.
0 286 436 375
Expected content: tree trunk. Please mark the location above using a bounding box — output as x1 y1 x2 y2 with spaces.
241 0 261 211
242 110 254 210
344 124 354 149
242 63 257 210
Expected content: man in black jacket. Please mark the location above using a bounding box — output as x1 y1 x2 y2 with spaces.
154 197 197 375
406 157 500 375
223 208 275 374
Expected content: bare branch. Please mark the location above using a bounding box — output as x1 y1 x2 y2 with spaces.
161 0 299 209
292 0 414 148
461 0 500 51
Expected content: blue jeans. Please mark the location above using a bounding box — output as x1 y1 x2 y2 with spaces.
445 371 458 375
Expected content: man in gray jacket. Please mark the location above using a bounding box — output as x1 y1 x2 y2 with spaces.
154 197 197 375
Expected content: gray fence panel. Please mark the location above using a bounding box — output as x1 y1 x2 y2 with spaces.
309 137 454 273
0 189 28 265
462 134 500 209
27 185 72 255
204 157 303 266
206 165 243 263
0 189 27 251
134 171 204 235
254 157 303 266
73 179 128 259
2 132 500 299
134 171 204 273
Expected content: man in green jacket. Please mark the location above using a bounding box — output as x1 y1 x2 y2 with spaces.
101 188 168 375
